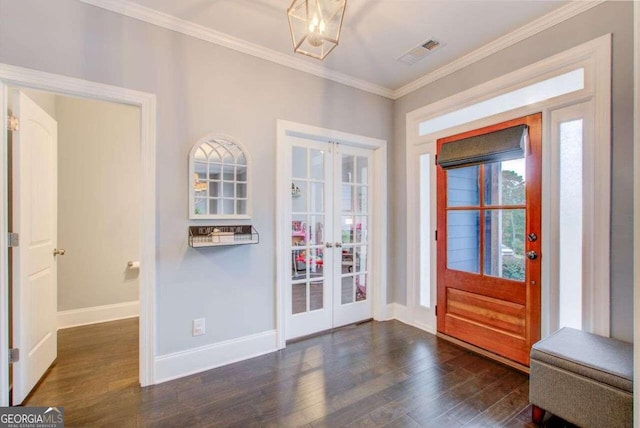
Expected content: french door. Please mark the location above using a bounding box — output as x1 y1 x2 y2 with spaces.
286 137 373 340
436 113 542 366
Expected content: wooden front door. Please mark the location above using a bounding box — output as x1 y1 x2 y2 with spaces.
436 113 541 366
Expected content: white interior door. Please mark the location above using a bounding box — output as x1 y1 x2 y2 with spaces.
332 145 373 327
11 90 58 404
286 138 373 340
287 138 334 339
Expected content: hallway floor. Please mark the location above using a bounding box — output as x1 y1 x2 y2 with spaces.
23 319 574 427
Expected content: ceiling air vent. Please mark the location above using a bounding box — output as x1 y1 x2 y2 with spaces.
397 37 445 65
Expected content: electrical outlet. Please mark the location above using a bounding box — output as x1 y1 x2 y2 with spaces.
192 318 205 336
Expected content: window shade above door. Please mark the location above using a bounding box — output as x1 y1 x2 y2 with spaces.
437 124 528 170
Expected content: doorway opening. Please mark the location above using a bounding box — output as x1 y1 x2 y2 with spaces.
0 64 157 407
7 88 142 406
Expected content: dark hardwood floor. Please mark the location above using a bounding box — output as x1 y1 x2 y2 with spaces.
24 318 574 427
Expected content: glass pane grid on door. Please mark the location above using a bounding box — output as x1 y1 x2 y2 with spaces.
339 153 370 304
291 146 327 315
445 159 527 281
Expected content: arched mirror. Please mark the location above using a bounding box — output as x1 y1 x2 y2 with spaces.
189 135 250 219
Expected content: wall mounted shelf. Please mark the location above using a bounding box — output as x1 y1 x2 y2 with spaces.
188 225 259 248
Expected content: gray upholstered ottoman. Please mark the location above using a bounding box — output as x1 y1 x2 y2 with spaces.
529 327 633 427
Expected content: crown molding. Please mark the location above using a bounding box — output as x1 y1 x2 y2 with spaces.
78 0 395 99
393 0 606 99
78 0 604 101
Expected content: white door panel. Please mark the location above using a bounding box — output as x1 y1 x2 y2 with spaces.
12 90 58 404
286 138 373 340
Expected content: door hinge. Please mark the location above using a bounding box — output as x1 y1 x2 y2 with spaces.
8 232 19 248
435 305 438 316
8 348 19 364
7 115 19 132
434 154 438 165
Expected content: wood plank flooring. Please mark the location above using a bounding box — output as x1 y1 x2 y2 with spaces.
23 319 574 427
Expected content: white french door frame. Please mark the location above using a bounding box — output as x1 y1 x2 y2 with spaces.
276 120 387 349
404 34 611 338
0 64 157 406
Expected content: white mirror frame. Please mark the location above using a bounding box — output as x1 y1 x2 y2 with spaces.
188 134 251 220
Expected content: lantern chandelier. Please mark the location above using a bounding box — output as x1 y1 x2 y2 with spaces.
287 0 347 60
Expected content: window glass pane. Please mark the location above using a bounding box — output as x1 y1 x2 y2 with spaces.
292 181 307 213
208 163 222 180
447 210 479 274
447 165 479 207
310 149 324 180
209 181 220 198
194 198 207 216
419 154 431 308
291 216 307 246
223 182 234 198
222 165 235 181
236 165 247 182
236 199 247 215
356 186 368 213
194 162 207 178
292 249 306 280
292 282 307 314
355 246 367 274
307 248 324 277
356 274 367 302
341 185 353 212
341 276 354 304
356 156 368 184
341 247 354 274
484 158 526 206
342 154 355 183
222 199 234 214
419 68 584 136
308 215 325 246
559 119 583 329
236 183 247 198
309 280 323 311
483 209 525 281
355 216 368 244
209 199 219 215
310 182 324 213
292 147 307 178
341 216 354 244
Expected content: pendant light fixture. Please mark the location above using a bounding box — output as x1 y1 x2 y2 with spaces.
287 0 347 60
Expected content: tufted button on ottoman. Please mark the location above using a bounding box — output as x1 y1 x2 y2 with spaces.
529 327 633 427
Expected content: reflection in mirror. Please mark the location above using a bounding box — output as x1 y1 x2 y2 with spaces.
190 137 250 218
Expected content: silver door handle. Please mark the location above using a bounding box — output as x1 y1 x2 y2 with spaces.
53 248 66 256
335 242 343 248
526 251 538 260
325 242 333 248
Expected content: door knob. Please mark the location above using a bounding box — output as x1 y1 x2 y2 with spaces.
325 242 333 248
527 233 538 242
526 250 538 260
53 248 66 256
335 242 343 248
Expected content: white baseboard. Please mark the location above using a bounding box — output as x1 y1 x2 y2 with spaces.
154 330 278 384
57 300 139 330
387 303 436 335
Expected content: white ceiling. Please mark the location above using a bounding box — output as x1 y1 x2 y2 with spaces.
126 0 568 91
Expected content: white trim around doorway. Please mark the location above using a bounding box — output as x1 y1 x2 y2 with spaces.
404 34 611 339
0 64 157 405
275 120 388 349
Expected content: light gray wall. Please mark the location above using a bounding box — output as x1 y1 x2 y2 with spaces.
0 0 393 355
56 95 140 312
392 1 634 342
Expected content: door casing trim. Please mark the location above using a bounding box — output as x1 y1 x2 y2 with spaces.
276 120 388 349
0 64 157 405
405 34 612 338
